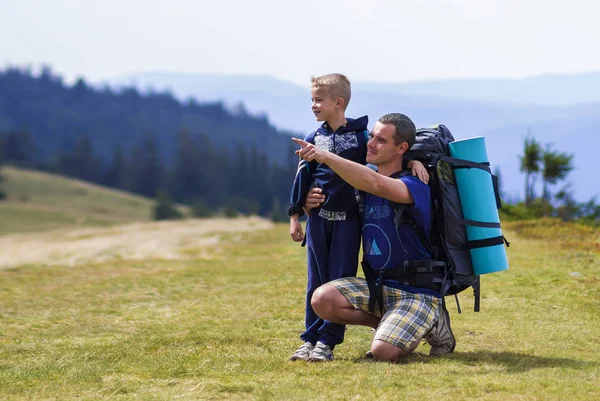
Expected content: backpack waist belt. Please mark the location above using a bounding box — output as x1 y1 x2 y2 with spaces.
361 260 446 315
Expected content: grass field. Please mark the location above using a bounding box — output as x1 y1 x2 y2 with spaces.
0 166 173 235
0 214 598 400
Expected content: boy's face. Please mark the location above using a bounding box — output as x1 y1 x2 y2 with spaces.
311 86 340 123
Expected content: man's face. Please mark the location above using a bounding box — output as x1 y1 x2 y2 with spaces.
311 86 338 122
366 122 403 165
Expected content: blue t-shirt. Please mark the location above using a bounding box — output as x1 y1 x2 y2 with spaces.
362 175 439 296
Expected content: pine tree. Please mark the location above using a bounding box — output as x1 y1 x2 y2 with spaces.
3 130 36 166
172 130 205 202
153 191 184 220
55 135 102 183
72 135 102 182
104 145 126 189
129 135 163 197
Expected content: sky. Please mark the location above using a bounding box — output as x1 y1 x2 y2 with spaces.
1 0 599 85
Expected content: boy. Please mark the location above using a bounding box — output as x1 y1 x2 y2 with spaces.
287 73 368 362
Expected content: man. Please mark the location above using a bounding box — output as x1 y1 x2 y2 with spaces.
293 113 455 363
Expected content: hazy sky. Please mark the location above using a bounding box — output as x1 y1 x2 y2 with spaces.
1 0 598 84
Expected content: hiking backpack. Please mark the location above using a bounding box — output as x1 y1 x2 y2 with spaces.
361 124 506 313
406 124 508 312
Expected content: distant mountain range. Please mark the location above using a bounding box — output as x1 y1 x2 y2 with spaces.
106 72 600 203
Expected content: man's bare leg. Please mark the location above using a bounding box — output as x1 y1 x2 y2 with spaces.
311 284 380 329
370 339 419 363
312 283 421 363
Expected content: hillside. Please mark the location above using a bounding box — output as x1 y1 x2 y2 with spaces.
0 166 163 235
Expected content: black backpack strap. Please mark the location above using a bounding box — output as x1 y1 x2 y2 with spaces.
473 276 481 312
439 155 492 174
387 170 436 257
467 235 510 249
446 217 501 229
361 260 384 315
439 155 503 209
400 212 435 257
492 174 502 209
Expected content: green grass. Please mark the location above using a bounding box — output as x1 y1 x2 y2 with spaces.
504 218 600 253
0 166 168 234
0 220 598 400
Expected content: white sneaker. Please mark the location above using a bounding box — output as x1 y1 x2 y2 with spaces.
307 341 334 362
289 342 314 361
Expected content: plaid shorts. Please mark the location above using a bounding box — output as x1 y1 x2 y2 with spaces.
328 277 441 349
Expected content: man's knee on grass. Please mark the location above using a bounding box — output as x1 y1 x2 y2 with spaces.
311 284 347 320
371 339 418 363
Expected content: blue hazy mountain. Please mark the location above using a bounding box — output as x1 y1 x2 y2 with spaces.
107 72 600 203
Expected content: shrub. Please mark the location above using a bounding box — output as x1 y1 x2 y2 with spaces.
153 191 184 220
223 206 239 218
191 199 214 218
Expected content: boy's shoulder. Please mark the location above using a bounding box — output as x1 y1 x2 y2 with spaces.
345 115 369 130
338 115 369 134
310 115 369 137
304 128 321 143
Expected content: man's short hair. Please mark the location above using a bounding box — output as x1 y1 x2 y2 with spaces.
310 73 351 110
378 113 416 147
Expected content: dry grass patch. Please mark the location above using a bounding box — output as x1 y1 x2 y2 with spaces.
504 218 600 253
0 216 272 269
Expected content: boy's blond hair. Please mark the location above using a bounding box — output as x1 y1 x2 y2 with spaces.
310 73 351 110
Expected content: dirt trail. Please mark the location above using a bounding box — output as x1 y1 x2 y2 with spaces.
0 217 273 269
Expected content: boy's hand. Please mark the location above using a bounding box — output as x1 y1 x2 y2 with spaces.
292 138 328 163
304 188 326 214
408 160 429 184
290 216 304 242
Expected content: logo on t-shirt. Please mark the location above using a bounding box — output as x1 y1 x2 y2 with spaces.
362 223 392 268
368 239 382 256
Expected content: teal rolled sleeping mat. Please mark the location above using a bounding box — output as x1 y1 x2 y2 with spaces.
449 137 509 275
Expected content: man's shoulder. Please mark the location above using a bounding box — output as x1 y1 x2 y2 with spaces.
399 174 429 189
399 174 423 183
398 175 431 212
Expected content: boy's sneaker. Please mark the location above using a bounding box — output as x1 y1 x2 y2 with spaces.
424 300 456 356
289 342 315 361
307 341 334 362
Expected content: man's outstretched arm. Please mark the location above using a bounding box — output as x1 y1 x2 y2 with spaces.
292 138 414 205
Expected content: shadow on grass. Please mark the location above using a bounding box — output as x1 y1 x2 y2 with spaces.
450 351 598 373
354 351 599 372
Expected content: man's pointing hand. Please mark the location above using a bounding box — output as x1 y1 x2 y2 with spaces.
292 138 329 164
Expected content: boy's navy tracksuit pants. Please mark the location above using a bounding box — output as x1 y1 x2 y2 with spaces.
301 212 360 348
